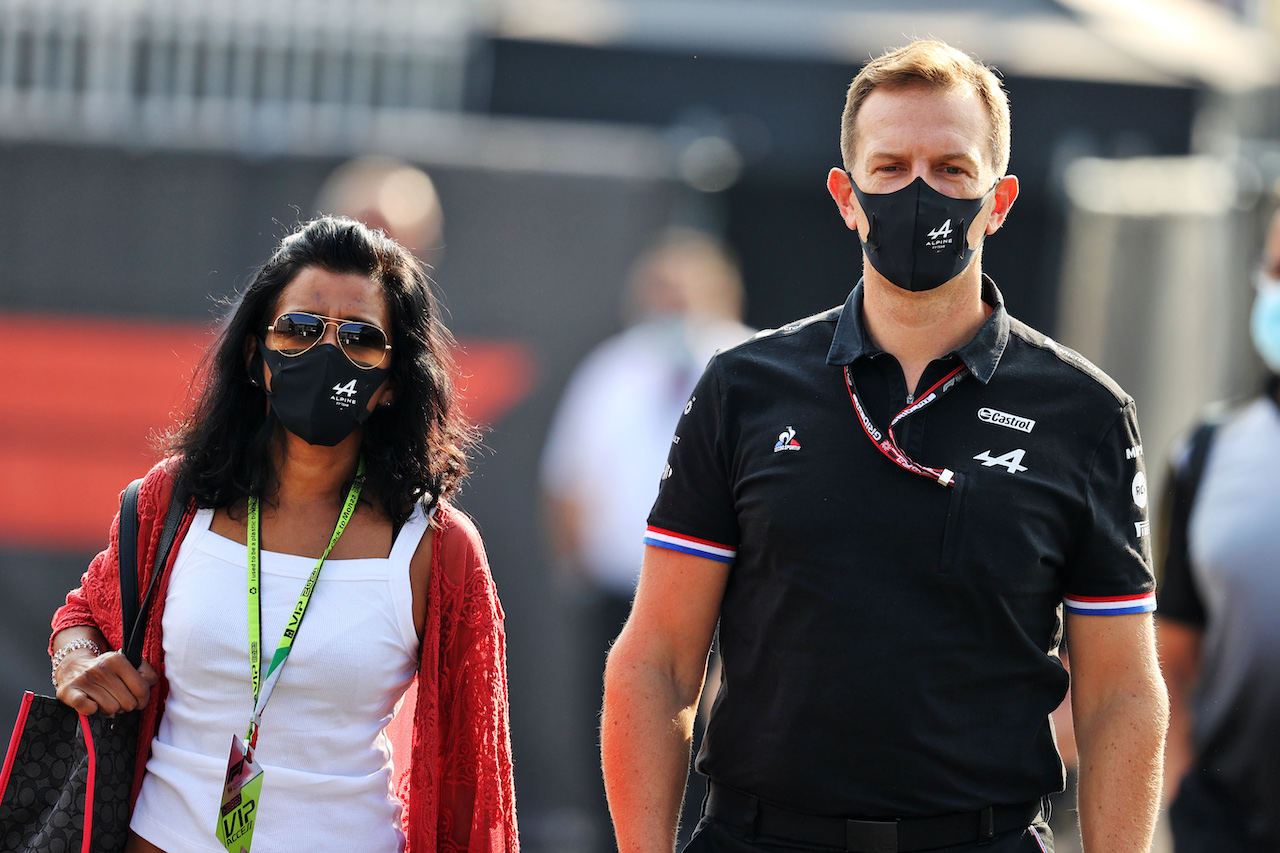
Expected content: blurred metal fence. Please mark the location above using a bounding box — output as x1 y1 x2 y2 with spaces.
1057 155 1257 498
0 0 480 152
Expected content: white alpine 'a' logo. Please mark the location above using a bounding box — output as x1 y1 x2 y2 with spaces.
973 448 1028 474
927 219 952 241
332 380 358 397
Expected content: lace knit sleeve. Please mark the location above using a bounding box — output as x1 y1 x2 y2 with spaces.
48 460 181 655
49 537 123 654
49 474 138 653
405 504 519 852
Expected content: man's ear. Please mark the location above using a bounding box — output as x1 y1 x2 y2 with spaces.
984 175 1019 235
827 168 861 233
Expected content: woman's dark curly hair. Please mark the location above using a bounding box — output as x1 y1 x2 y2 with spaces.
167 216 472 523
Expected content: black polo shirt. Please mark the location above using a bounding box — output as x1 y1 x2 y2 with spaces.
645 278 1155 818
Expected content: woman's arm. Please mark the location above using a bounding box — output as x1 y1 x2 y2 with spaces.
445 620 518 852
410 507 518 852
49 462 179 716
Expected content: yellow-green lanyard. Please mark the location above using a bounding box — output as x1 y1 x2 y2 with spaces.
244 458 364 751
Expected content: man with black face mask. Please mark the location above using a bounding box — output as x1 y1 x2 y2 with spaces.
602 39 1168 853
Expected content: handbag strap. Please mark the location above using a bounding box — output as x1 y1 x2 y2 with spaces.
118 480 143 666
118 478 190 668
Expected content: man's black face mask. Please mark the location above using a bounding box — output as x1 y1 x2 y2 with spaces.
849 174 996 292
257 340 389 446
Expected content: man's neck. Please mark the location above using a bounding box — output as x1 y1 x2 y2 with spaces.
862 266 990 395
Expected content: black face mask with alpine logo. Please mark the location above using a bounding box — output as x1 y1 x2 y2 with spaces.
849 174 997 293
257 339 389 446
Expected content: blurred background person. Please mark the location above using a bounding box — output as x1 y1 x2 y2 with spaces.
1157 204 1280 853
539 228 753 851
315 156 445 266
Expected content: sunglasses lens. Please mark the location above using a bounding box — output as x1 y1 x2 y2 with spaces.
268 313 388 367
338 323 389 368
270 313 326 354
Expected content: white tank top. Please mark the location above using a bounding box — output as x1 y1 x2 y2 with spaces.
130 506 426 853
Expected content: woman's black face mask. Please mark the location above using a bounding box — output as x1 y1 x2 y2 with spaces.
849 174 997 293
257 340 389 446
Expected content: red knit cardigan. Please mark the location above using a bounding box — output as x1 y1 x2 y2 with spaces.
50 459 519 852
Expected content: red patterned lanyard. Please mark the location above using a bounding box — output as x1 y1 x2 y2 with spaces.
843 362 968 486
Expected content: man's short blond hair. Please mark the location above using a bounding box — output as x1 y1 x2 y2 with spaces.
840 40 1010 178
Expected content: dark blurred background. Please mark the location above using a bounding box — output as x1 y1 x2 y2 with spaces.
4 2 1280 850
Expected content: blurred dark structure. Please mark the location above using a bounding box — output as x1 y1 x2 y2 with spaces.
486 39 1200 332
1 2 1276 851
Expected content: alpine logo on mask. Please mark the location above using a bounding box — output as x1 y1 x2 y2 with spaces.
258 340 389 446
925 219 953 250
330 379 359 407
850 174 997 292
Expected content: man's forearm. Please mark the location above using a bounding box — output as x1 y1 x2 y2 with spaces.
601 642 700 853
1075 686 1168 852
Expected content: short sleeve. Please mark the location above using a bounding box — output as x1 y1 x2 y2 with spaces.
1062 400 1157 615
644 356 740 562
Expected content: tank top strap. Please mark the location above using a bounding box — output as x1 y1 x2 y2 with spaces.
388 504 432 563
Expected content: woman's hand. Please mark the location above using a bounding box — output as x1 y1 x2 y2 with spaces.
52 630 158 716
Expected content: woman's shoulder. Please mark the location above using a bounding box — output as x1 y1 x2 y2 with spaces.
134 456 184 520
433 500 486 556
136 456 180 493
417 500 500 608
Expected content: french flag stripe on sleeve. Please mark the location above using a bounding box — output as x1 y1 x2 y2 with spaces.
644 526 736 563
1062 591 1156 615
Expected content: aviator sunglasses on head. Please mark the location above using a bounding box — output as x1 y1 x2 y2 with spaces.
266 312 391 369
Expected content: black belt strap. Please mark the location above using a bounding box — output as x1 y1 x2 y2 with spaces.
704 781 1044 853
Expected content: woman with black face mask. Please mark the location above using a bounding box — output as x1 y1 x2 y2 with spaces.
45 217 518 853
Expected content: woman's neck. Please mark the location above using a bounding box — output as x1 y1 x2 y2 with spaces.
266 428 362 508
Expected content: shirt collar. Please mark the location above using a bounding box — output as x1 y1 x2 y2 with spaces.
825 275 1010 384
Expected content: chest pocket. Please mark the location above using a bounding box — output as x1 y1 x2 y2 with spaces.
944 457 1071 597
939 471 968 575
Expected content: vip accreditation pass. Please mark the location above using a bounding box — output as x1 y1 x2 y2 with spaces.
217 735 264 853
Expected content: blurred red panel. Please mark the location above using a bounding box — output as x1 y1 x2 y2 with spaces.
453 340 539 427
0 312 209 551
0 311 536 552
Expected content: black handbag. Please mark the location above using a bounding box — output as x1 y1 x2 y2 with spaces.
0 478 187 853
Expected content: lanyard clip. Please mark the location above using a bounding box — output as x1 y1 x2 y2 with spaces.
246 719 260 755
937 468 956 487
